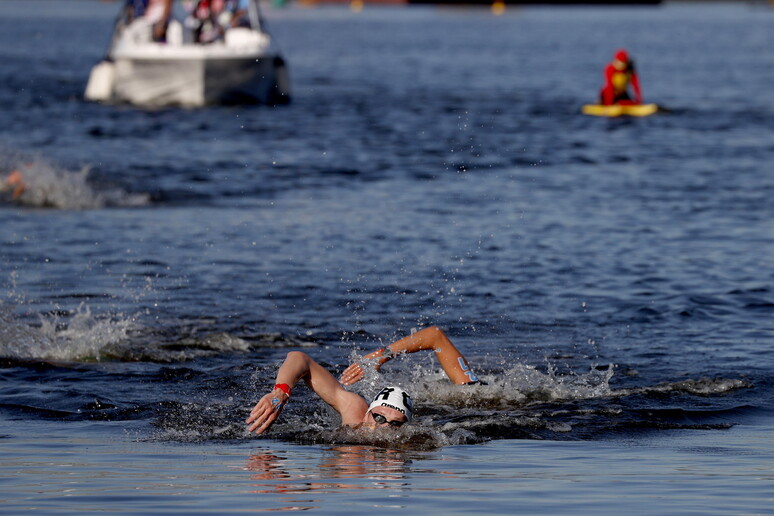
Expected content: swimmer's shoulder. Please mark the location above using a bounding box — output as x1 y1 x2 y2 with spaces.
336 389 369 427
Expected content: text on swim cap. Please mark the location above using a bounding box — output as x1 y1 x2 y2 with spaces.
374 387 412 411
377 403 405 415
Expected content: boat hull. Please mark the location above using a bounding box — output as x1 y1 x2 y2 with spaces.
109 54 289 107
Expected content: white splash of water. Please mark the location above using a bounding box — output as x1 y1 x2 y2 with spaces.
340 346 614 412
1 154 149 210
382 361 616 411
0 303 135 361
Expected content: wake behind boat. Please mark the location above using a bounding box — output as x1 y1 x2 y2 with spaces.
85 0 290 107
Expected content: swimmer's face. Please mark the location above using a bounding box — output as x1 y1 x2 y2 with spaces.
363 406 407 429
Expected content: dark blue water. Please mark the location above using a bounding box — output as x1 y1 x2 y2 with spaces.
0 0 772 465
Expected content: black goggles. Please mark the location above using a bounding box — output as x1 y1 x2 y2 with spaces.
371 412 406 427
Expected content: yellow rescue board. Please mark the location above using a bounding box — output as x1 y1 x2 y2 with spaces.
581 103 659 117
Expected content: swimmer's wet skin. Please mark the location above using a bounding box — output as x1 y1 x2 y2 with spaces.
246 326 479 435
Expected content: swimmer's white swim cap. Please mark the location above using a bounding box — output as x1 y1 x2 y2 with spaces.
368 386 413 421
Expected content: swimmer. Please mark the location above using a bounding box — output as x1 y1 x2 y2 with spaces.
246 326 481 435
1 169 26 200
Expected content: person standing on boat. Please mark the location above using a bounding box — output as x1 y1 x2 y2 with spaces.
145 0 174 42
186 0 251 43
599 49 643 106
186 0 223 43
223 0 252 29
246 326 483 435
125 0 173 42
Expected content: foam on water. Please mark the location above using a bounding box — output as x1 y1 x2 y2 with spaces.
615 377 751 397
146 352 619 448
0 293 752 449
415 363 615 409
0 151 149 209
343 349 614 410
0 303 134 361
0 302 313 363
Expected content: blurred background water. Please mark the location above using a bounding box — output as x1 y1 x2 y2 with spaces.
0 1 772 513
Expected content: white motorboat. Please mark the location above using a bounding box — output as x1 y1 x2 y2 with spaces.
85 0 290 107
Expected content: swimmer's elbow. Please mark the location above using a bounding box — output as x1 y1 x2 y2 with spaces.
281 351 314 382
286 351 310 364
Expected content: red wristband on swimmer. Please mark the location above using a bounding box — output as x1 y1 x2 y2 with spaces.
274 383 291 396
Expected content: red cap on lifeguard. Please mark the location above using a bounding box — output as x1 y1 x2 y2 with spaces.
614 49 629 62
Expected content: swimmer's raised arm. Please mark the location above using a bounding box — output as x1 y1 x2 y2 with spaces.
340 326 479 386
247 351 368 435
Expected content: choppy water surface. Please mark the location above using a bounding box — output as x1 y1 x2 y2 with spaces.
0 1 772 513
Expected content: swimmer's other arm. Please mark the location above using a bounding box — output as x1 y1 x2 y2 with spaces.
339 325 477 386
246 351 368 435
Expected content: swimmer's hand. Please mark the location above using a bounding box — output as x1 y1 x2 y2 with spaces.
339 348 391 386
339 362 367 385
246 389 289 435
